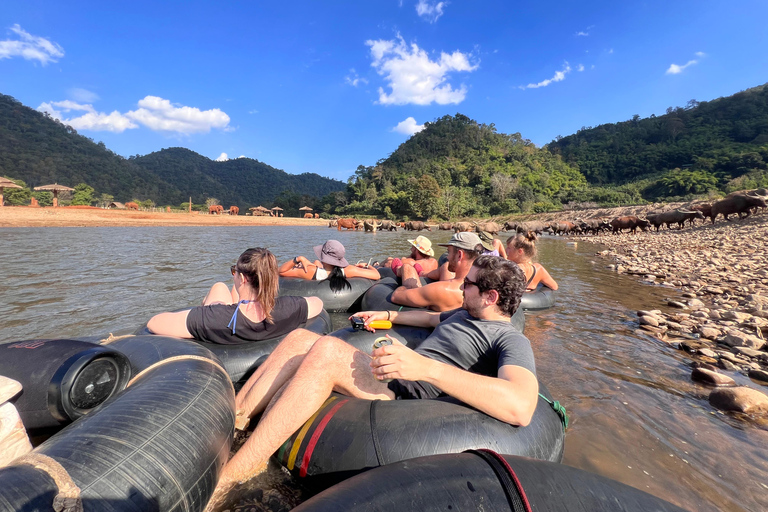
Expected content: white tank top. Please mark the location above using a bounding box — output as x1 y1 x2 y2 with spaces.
314 267 345 280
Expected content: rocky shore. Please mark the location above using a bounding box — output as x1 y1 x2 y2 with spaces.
569 213 768 418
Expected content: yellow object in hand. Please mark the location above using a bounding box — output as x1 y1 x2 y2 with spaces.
368 320 392 330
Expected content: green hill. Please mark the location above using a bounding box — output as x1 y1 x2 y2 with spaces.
341 113 588 218
0 93 345 209
546 83 768 198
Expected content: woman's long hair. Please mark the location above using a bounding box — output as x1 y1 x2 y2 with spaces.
236 248 278 323
327 266 351 293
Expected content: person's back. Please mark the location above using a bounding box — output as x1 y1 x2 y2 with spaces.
279 240 380 290
391 232 483 311
506 232 558 291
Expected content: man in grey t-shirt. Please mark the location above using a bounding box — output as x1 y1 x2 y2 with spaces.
209 255 539 505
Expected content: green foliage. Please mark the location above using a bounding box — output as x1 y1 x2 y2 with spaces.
340 114 588 217
71 183 95 206
547 83 768 201
0 94 345 209
1 177 30 205
32 191 53 206
724 169 768 193
650 168 719 198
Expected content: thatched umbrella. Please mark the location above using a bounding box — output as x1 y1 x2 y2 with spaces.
0 178 22 207
299 206 313 211
33 183 74 207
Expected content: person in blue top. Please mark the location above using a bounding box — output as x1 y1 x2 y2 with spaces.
147 247 324 344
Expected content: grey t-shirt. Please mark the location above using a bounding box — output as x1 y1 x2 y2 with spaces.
405 309 535 397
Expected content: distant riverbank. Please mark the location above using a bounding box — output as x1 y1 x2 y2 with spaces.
0 207 329 228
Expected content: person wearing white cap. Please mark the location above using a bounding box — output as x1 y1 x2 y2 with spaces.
390 231 484 312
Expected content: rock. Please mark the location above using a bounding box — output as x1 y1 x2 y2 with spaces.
691 311 709 319
668 300 688 309
698 326 722 340
698 348 718 358
692 368 736 387
719 359 740 371
709 310 722 320
722 331 766 350
640 324 667 335
733 346 765 359
705 286 725 295
709 387 768 414
639 316 659 327
748 369 768 384
687 298 706 309
723 311 753 322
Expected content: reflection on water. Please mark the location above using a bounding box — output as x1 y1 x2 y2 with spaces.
1 226 767 511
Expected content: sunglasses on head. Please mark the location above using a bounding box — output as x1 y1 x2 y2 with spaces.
230 265 237 275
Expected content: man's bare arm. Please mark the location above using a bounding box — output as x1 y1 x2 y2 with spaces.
371 344 539 426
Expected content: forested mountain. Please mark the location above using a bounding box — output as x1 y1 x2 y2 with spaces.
0 93 344 208
546 83 768 198
340 114 588 219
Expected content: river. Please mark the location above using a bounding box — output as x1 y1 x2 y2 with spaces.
1 226 766 511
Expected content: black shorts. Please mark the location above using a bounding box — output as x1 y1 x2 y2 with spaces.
387 379 442 400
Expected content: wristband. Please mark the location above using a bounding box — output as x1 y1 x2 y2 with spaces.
386 310 391 321
413 263 423 275
390 258 403 274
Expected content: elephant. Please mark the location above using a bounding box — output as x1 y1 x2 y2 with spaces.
229 206 239 215
126 202 139 211
209 205 224 215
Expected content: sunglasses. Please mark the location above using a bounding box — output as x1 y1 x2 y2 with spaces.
463 277 480 289
230 265 237 275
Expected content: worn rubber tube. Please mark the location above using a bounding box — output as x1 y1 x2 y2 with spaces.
134 309 332 384
520 285 556 311
292 453 689 512
278 276 376 312
275 326 561 490
0 336 235 512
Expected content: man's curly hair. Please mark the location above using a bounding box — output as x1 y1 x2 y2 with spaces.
473 255 526 317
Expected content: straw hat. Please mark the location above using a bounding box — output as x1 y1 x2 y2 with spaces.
408 235 435 257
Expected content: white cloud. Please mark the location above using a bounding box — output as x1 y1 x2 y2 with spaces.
215 153 229 161
520 62 572 90
576 31 589 37
0 24 64 65
577 64 585 72
237 155 246 159
345 68 368 87
416 1 446 23
248 109 259 114
666 51 706 75
68 88 99 103
37 100 137 132
37 96 230 134
125 96 231 134
366 35 478 105
392 117 425 135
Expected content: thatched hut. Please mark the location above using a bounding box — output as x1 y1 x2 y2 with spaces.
0 178 22 207
33 184 74 208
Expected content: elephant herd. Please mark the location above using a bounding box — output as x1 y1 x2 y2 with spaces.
208 205 240 215
526 188 768 236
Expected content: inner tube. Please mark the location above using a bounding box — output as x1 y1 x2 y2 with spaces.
279 276 376 313
0 335 234 512
134 309 332 385
0 339 132 433
360 278 525 333
292 452 688 512
520 285 556 311
275 325 563 490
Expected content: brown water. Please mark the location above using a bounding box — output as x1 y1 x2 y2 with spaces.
1 226 766 511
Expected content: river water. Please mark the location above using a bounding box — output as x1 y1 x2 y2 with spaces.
1 226 767 511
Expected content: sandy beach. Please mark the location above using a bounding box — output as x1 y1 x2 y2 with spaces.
0 206 330 228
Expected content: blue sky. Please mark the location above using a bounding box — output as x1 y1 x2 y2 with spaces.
2 1 767 182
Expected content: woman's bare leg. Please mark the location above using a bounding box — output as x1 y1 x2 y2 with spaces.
202 282 233 306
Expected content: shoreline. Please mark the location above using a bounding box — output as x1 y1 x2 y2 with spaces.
0 207 329 228
569 213 768 415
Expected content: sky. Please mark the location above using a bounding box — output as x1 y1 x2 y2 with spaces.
2 1 767 182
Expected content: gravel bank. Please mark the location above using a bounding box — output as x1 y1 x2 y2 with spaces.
570 213 768 416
